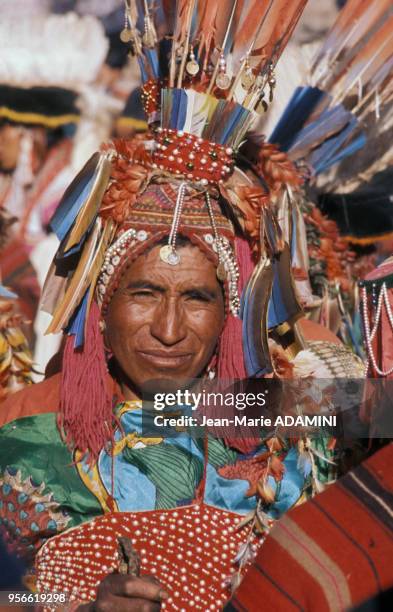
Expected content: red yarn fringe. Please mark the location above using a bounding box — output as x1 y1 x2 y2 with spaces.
58 302 114 463
216 236 261 453
217 236 254 380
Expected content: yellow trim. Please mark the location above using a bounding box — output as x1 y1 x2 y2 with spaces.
116 400 142 417
345 230 393 245
0 106 79 127
116 116 148 131
74 449 118 513
113 432 163 455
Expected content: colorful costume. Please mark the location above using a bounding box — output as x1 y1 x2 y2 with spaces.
226 442 393 612
0 1 367 609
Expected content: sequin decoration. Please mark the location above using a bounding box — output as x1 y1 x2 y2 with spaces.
36 503 262 611
153 129 234 184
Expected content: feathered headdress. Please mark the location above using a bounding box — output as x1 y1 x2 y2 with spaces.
269 0 392 176
41 0 309 458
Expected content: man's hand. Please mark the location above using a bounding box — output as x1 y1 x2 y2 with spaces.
77 574 169 611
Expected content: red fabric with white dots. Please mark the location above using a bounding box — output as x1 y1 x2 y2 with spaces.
36 504 261 611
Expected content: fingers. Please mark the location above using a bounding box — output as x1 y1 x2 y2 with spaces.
97 574 169 603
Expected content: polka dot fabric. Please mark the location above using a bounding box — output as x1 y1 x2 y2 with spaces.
36 504 261 610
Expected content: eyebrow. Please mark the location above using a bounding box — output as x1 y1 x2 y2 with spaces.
125 280 219 300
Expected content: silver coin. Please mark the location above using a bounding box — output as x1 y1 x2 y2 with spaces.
167 250 180 265
216 73 231 90
186 60 200 76
159 245 180 265
159 245 173 263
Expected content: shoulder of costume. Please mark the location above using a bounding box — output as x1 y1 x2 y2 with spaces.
0 373 61 430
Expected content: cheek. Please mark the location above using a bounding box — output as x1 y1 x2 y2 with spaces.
188 306 225 353
105 300 148 353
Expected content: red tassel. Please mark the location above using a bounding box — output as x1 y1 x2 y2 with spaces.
217 236 254 380
59 301 114 462
216 236 261 453
217 314 246 379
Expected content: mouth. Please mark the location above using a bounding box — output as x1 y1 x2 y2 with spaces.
137 350 193 370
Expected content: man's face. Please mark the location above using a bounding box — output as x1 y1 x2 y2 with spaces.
105 243 225 394
0 125 22 172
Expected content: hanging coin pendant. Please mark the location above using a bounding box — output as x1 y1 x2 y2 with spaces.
120 28 133 43
160 245 180 265
216 73 231 90
167 250 180 265
241 70 255 90
159 245 172 263
216 263 226 282
186 60 200 76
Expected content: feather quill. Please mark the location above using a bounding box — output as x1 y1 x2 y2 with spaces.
241 254 274 377
45 219 103 335
64 154 112 252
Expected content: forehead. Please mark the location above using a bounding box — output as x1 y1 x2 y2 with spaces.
119 243 219 287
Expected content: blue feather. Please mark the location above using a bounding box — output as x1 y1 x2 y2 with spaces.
312 131 366 174
137 55 149 83
288 105 353 160
145 48 160 79
50 153 100 241
66 289 90 347
310 118 364 174
240 260 274 377
269 86 326 151
169 89 188 130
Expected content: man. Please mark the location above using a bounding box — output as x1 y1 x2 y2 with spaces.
0 138 363 611
0 1 365 609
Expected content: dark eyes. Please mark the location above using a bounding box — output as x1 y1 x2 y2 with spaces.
127 290 212 303
185 291 212 303
132 290 154 297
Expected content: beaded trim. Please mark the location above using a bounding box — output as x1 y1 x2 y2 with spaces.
152 128 234 184
141 78 162 117
96 227 240 315
203 232 240 316
97 228 149 302
362 283 393 377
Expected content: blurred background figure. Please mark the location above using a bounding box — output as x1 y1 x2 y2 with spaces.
0 208 33 402
0 1 120 379
114 87 148 138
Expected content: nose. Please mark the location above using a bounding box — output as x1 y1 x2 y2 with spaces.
150 297 187 346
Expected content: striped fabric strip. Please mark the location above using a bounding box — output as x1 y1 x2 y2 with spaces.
271 516 352 611
226 444 393 612
312 497 382 591
341 469 393 534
